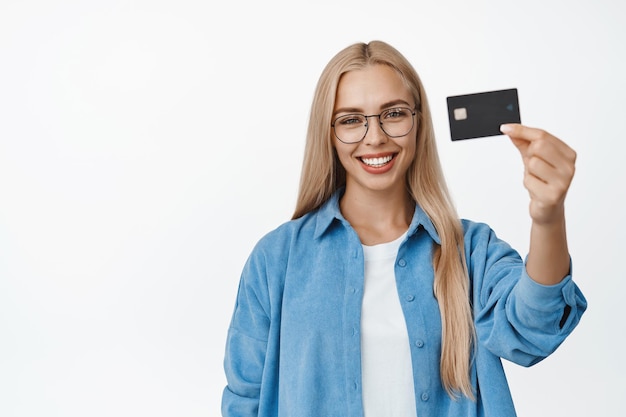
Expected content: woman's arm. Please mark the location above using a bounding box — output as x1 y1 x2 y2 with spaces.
222 248 272 417
500 123 576 285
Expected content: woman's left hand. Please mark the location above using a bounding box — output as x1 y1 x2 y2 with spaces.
500 123 576 225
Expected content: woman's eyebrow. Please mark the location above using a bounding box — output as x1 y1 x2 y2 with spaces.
333 99 413 117
333 106 362 117
378 99 412 110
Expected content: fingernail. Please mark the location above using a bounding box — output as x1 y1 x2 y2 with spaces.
500 124 513 134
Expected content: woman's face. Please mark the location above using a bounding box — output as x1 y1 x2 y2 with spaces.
332 64 417 197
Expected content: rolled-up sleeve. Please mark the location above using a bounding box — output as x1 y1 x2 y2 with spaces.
222 249 271 417
467 222 587 367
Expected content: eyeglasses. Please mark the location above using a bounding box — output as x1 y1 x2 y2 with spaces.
331 107 417 144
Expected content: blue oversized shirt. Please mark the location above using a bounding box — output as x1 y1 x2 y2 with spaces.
222 191 587 416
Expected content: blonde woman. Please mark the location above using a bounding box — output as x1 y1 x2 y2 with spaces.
222 41 586 417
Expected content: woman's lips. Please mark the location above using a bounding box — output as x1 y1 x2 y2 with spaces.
360 154 394 167
358 153 397 174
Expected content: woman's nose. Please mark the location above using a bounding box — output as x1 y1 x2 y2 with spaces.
362 118 388 145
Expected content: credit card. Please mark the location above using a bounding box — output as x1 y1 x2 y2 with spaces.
446 88 521 141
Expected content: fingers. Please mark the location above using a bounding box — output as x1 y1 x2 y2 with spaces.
500 123 547 141
524 157 572 206
501 123 577 167
501 123 576 173
525 142 576 192
500 123 576 224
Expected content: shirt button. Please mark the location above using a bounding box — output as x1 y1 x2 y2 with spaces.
406 294 415 302
348 286 355 294
352 327 358 336
353 381 358 390
421 392 430 402
398 259 407 267
415 339 424 348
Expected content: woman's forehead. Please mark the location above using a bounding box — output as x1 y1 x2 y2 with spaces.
335 65 412 111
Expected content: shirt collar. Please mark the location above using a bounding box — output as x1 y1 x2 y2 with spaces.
313 188 441 244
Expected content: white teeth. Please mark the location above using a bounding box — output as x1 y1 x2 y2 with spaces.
361 155 393 167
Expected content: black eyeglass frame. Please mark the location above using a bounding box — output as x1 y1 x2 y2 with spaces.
331 107 417 144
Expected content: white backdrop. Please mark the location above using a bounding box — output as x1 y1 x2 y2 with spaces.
1 0 624 416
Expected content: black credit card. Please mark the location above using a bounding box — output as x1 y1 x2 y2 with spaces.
446 88 521 141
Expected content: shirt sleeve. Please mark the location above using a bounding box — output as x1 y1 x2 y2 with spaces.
466 222 587 367
222 246 272 417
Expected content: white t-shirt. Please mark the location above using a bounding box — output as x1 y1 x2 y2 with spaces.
361 232 417 417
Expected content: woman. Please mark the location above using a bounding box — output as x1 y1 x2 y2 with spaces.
221 41 586 417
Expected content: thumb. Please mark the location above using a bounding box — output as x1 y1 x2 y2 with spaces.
501 124 529 158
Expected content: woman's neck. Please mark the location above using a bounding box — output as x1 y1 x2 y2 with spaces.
339 186 414 246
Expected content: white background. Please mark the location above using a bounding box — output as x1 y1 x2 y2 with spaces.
1 0 624 416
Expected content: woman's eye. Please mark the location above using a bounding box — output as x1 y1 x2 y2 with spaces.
339 116 364 125
384 108 407 119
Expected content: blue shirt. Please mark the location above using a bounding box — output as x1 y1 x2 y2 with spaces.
222 191 587 417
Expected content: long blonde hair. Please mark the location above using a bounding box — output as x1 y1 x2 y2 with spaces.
292 41 475 399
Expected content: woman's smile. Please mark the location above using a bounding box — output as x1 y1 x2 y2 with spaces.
358 152 398 173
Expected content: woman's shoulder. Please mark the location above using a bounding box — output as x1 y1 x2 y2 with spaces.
253 210 319 252
460 218 493 236
459 218 510 250
459 218 520 262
